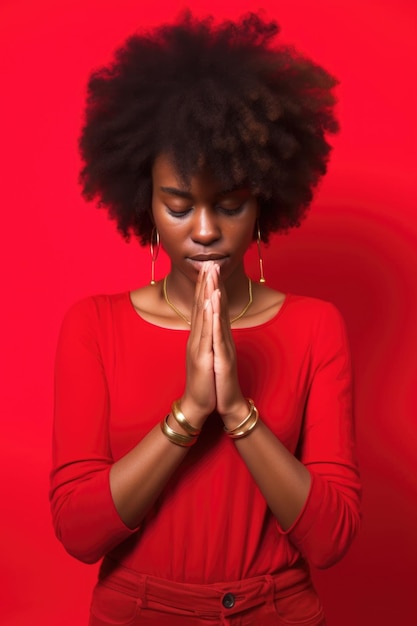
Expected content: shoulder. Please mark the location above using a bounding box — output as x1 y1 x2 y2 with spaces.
59 292 129 334
281 294 349 350
285 293 345 325
56 293 132 362
287 296 351 370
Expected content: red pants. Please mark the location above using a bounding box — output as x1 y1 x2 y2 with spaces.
89 557 326 625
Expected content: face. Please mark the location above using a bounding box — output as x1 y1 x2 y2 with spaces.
151 154 258 282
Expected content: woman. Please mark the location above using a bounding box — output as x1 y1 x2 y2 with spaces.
50 11 361 625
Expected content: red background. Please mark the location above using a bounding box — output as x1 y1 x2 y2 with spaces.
1 1 416 624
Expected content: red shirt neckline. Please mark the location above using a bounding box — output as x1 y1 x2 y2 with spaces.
126 290 292 332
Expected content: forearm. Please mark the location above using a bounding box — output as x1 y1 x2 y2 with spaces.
51 405 203 562
223 404 361 568
224 405 311 531
109 413 193 528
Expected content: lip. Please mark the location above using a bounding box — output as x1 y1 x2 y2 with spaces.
188 254 228 261
186 255 229 272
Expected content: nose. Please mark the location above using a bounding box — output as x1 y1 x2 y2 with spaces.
191 206 221 245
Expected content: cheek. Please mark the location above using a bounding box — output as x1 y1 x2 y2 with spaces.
230 221 256 248
156 222 186 255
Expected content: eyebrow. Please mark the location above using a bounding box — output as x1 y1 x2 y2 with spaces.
159 184 245 199
160 186 193 199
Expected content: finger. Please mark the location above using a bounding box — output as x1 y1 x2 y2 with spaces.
212 289 226 352
212 289 238 391
211 263 220 290
197 263 210 307
191 263 209 330
216 278 231 329
217 283 235 347
211 288 221 316
205 263 216 301
198 296 214 356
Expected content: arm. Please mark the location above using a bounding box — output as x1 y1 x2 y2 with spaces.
210 272 361 569
278 302 362 568
50 296 136 564
50 267 215 563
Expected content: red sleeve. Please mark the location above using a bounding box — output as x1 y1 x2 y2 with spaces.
277 302 362 569
49 298 136 564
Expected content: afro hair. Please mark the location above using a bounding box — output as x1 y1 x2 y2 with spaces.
79 10 339 244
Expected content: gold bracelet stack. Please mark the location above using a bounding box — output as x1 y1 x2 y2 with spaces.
160 400 201 447
161 398 260 444
223 398 260 439
171 400 202 436
160 415 198 447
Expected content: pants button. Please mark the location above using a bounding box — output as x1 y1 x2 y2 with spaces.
222 593 236 609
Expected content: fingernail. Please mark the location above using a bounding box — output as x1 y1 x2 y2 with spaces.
204 299 210 310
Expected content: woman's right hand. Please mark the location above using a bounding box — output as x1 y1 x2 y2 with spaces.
180 263 217 426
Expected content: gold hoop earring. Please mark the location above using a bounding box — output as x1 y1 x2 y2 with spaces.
257 222 266 284
149 227 160 285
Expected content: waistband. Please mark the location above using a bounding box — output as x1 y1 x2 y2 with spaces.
99 557 313 617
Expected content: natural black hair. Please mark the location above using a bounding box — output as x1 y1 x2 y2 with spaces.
79 11 339 244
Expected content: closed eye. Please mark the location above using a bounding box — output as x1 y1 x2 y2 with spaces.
217 204 244 216
166 205 192 218
166 204 244 218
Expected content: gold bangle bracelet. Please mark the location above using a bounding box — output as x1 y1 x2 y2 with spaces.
172 400 202 436
226 407 259 439
160 415 197 447
223 398 255 436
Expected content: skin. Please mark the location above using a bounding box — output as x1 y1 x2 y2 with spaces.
110 154 311 531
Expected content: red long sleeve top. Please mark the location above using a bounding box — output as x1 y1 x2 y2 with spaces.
50 292 361 583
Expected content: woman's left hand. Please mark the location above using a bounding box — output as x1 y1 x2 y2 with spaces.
208 264 248 424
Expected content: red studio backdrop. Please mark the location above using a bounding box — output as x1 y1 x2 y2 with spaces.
1 1 416 624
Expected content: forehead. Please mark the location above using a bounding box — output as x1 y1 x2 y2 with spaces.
152 153 245 196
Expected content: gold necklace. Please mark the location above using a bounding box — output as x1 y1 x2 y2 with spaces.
163 275 253 326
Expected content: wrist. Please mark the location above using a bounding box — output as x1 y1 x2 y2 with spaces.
166 412 189 437
220 398 250 429
161 415 198 447
178 396 209 429
223 398 260 439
